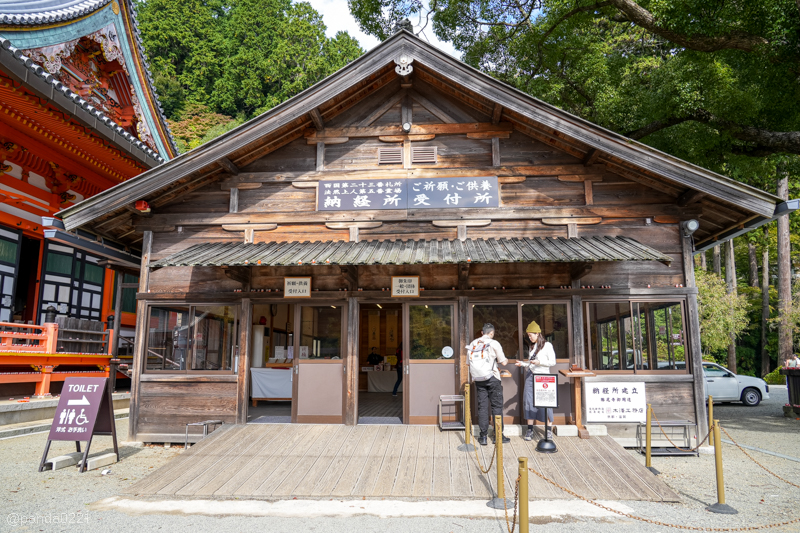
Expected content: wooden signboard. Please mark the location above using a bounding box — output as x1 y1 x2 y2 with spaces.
38 377 118 473
284 277 311 297
391 276 419 297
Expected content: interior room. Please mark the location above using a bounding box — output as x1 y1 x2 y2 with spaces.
248 303 295 423
357 302 403 424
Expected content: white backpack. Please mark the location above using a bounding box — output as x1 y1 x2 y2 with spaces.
467 338 497 381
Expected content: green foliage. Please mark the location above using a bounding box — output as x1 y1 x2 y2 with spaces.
167 104 243 153
695 268 750 357
136 0 364 150
763 366 786 385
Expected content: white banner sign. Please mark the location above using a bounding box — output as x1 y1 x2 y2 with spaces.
585 382 647 423
533 375 558 408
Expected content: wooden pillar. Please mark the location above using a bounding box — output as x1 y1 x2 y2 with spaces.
33 365 54 396
777 176 792 365
682 232 709 442
725 239 737 372
712 245 721 276
236 298 252 424
129 230 152 442
457 296 470 393
571 294 584 367
344 296 359 425
111 270 123 357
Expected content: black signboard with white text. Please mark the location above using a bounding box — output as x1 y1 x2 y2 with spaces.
318 176 499 211
38 377 119 473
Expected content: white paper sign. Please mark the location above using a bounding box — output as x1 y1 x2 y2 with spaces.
533 375 558 408
274 346 284 359
284 277 311 297
391 276 419 297
299 346 309 359
585 382 647 423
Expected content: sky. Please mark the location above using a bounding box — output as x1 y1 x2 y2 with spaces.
304 0 461 58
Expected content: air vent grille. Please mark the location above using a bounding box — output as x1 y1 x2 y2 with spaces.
411 146 437 164
378 147 403 164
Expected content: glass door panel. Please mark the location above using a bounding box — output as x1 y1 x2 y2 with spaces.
406 303 456 424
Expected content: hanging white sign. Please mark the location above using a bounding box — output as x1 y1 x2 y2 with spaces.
391 276 419 297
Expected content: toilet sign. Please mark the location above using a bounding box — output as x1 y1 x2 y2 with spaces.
38 377 118 473
533 374 559 408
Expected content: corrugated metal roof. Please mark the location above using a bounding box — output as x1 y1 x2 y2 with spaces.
151 237 673 268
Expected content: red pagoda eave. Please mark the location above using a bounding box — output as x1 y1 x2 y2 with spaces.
0 77 147 183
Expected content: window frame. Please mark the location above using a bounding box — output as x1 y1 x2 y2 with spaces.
143 302 240 375
468 299 573 363
584 297 690 375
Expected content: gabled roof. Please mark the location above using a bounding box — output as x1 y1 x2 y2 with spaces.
56 31 786 248
0 0 178 159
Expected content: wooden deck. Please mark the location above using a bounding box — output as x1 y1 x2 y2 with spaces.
125 424 680 501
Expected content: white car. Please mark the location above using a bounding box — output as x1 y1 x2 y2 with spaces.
702 362 770 406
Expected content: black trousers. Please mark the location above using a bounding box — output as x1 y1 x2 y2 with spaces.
475 376 504 436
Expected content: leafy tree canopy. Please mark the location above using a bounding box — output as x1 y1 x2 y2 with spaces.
348 0 800 177
135 0 363 149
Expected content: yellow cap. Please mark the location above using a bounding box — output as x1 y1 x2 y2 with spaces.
526 321 541 334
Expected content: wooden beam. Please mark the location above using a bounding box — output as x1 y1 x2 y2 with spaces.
236 297 252 424
583 148 601 166
291 182 318 189
340 266 357 291
359 88 408 127
316 142 325 172
570 262 593 281
309 108 324 130
408 89 457 123
431 219 491 227
567 223 578 238
217 157 239 175
221 224 278 231
325 221 383 230
305 137 349 145
466 131 511 139
403 139 411 169
224 266 251 286
220 164 601 188
128 230 152 442
379 134 435 142
458 263 470 290
497 176 526 184
541 217 602 225
558 174 603 182
344 296 359 425
584 181 594 206
677 189 706 207
682 232 708 442
133 204 700 228
306 122 513 139
492 137 500 167
491 103 503 125
229 187 238 213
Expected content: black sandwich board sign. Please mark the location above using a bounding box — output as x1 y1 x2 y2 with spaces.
38 377 119 473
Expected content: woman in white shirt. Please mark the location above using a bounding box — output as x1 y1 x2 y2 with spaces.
515 320 556 441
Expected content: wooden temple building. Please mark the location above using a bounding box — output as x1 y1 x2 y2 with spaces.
0 0 176 395
56 31 795 444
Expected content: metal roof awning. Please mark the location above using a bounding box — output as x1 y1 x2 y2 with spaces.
151 236 673 268
44 228 141 270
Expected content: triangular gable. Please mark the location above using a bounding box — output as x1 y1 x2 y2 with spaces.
57 30 780 233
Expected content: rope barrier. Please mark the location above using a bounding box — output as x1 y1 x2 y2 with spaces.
526 464 800 531
719 425 800 490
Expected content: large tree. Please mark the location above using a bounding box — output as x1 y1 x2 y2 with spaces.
136 0 363 146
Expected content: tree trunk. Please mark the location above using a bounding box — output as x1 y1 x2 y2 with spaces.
713 245 721 276
748 242 758 288
725 239 737 372
777 175 792 366
700 251 707 271
761 226 770 377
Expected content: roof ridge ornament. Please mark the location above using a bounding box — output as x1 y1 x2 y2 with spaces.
393 18 414 34
395 53 414 76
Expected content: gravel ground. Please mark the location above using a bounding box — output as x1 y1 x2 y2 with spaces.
1 387 798 533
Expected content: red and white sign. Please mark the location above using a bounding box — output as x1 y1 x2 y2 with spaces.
533 375 558 408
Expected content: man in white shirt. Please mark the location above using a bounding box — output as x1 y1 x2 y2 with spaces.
468 323 509 445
